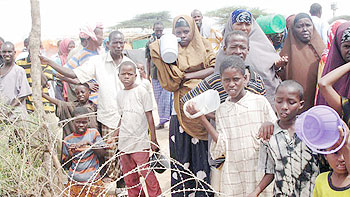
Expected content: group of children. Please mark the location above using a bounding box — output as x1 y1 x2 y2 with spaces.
185 55 350 196
59 61 162 196
3 32 350 196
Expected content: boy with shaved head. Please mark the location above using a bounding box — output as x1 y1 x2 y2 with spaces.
0 41 31 118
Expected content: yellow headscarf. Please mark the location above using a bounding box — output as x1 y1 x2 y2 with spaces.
150 15 216 140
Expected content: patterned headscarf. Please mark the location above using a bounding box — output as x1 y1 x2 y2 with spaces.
341 27 350 44
327 20 346 50
217 9 280 105
231 9 252 24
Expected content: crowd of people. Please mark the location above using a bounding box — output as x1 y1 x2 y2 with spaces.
1 2 350 196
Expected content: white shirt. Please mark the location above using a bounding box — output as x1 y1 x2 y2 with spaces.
15 51 29 61
73 52 140 129
117 85 153 153
311 16 329 45
211 91 277 196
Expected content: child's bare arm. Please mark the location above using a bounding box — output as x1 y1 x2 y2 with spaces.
75 140 106 157
42 92 60 106
56 74 80 85
145 111 160 152
185 102 219 142
319 62 350 114
199 115 218 142
107 120 121 146
61 144 75 165
90 142 106 157
9 96 26 108
248 173 274 197
258 122 275 141
205 112 215 120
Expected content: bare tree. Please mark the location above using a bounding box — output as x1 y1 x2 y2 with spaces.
29 0 64 195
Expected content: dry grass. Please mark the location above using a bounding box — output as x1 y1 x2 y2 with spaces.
0 103 217 196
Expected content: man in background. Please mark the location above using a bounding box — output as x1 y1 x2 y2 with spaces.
145 22 172 130
191 9 222 53
310 3 329 45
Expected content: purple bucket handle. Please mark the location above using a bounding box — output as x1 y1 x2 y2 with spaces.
309 125 347 154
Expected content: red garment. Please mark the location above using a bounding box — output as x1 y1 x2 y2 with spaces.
120 151 162 197
59 38 74 101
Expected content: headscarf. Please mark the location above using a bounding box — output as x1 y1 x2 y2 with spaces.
172 16 209 72
314 20 345 104
286 14 295 31
316 22 350 105
103 38 109 53
216 9 281 105
58 38 74 101
79 22 103 41
59 38 74 66
231 9 252 25
149 15 216 140
275 28 288 51
280 13 325 111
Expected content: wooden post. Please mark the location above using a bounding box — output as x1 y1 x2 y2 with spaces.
29 0 64 195
29 0 44 114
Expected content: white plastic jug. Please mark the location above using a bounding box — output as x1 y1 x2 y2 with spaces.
183 89 221 119
160 34 178 63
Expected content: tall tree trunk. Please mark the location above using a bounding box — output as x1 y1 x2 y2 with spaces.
29 0 43 113
29 0 64 195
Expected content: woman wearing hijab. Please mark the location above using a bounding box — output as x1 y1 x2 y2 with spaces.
280 13 325 111
317 22 350 106
150 15 215 196
314 20 346 104
216 9 281 105
56 38 75 101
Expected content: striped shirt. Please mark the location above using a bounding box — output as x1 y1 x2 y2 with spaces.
212 91 277 196
65 48 98 104
258 121 320 196
16 57 55 113
181 66 266 104
62 128 105 182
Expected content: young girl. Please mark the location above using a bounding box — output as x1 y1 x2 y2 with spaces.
113 61 161 196
319 62 350 126
313 124 350 196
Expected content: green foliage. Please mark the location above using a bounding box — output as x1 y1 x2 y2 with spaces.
205 6 270 25
111 11 172 29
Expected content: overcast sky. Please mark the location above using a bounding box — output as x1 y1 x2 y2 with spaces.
1 0 349 43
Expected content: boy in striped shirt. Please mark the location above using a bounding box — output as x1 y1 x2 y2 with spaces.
62 106 106 196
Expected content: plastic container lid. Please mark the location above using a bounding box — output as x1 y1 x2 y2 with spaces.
183 89 221 119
